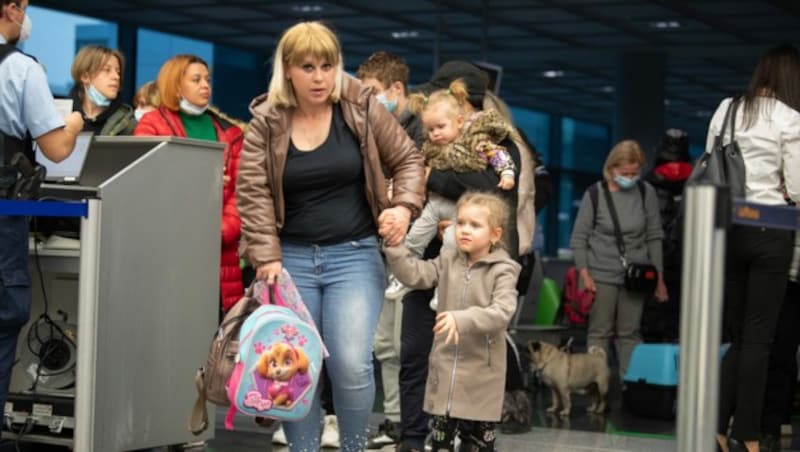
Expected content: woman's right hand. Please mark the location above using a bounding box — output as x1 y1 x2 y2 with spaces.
256 261 283 284
579 268 596 293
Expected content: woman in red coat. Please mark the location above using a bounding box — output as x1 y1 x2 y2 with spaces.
134 54 245 311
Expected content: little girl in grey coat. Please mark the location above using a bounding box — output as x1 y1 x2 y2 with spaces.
384 192 520 451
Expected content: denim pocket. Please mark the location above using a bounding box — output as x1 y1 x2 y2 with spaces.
0 267 32 328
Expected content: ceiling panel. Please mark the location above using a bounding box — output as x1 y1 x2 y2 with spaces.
190 6 274 21
32 0 800 132
584 4 677 20
494 7 582 23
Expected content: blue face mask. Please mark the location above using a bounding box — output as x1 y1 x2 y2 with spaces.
376 92 397 114
614 174 639 190
134 108 147 122
86 84 111 107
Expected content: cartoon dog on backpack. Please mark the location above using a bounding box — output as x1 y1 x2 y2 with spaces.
256 342 310 407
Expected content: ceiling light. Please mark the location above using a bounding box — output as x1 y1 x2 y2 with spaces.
292 4 323 13
542 70 564 78
391 31 419 39
664 99 671 106
649 20 681 29
695 110 712 118
601 85 614 93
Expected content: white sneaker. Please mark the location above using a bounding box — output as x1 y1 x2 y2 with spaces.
429 290 439 311
272 423 288 445
385 275 410 301
320 414 340 448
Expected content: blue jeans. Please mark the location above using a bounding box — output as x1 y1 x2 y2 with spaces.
280 236 386 452
0 216 32 409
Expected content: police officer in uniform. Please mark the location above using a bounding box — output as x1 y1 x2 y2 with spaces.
0 0 83 412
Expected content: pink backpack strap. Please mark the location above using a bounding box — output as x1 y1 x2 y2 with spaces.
224 405 237 430
262 282 286 307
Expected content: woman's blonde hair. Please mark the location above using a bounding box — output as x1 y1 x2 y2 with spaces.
266 21 344 109
455 191 510 250
71 45 125 99
133 81 159 108
156 54 209 112
603 140 646 182
483 90 527 146
408 79 470 120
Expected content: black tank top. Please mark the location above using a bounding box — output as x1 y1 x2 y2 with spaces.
279 103 375 245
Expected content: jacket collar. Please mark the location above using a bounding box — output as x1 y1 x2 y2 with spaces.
453 247 520 268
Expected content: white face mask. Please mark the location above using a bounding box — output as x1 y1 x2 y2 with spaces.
12 7 32 43
134 108 147 121
179 98 208 116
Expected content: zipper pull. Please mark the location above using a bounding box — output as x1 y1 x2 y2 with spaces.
486 335 492 367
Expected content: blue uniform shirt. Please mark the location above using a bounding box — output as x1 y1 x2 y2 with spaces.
0 35 64 140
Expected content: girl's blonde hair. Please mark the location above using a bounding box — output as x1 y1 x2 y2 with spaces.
156 54 208 112
408 79 470 119
603 140 646 182
456 191 510 250
133 81 159 108
266 21 344 109
71 45 125 98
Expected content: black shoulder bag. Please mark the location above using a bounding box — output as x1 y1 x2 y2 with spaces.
687 98 746 198
602 181 659 293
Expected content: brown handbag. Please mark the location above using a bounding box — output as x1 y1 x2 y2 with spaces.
189 283 260 435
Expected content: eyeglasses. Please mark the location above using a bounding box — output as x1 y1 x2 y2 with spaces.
11 3 26 14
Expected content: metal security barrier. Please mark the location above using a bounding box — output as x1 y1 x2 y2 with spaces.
677 185 800 451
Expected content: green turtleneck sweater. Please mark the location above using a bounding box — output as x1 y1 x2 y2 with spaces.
180 112 217 141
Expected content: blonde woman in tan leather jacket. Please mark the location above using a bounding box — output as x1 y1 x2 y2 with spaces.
236 21 424 451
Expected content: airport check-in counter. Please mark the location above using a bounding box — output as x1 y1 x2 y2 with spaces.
3 137 223 450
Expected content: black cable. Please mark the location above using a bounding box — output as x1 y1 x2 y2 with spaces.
4 217 77 446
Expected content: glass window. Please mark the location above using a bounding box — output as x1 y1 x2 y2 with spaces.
561 118 609 173
510 107 550 163
554 117 611 254
21 6 118 97
135 28 214 91
689 143 705 160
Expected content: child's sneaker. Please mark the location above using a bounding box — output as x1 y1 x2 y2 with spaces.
271 423 288 445
366 419 400 449
385 274 409 301
320 414 340 448
429 290 439 311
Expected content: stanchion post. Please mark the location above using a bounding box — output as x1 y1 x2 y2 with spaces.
74 198 100 452
677 185 728 452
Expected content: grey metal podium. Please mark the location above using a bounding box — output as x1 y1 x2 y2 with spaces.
9 137 224 451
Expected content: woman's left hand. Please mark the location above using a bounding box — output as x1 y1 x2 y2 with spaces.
379 205 411 246
654 278 669 303
433 312 459 346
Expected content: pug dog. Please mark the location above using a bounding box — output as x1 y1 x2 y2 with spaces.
527 340 610 417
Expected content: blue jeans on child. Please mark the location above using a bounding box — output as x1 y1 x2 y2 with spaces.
279 236 385 452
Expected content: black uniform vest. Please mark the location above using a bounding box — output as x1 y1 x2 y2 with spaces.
0 44 35 167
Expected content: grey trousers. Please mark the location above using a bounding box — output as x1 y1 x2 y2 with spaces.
374 292 403 422
587 282 646 380
405 192 456 257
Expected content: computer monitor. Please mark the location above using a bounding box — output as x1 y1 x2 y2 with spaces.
36 131 94 184
472 61 503 94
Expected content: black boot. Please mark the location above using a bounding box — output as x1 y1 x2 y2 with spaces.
727 437 748 452
760 433 781 452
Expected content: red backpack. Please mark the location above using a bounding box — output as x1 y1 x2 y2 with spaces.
561 266 595 325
